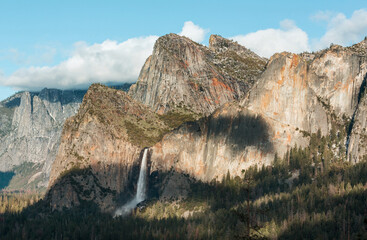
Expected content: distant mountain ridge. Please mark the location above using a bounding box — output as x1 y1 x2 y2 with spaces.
0 88 87 190
0 83 132 191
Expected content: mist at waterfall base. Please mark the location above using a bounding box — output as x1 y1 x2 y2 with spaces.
114 148 148 217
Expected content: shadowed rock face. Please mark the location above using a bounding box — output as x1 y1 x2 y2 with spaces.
348 92 367 163
0 88 86 190
151 103 275 182
47 84 169 211
129 33 267 116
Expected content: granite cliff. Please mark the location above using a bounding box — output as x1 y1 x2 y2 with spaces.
47 34 267 210
129 34 266 115
47 35 367 212
0 89 86 190
151 39 367 182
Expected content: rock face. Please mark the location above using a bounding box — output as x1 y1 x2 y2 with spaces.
307 43 367 118
0 93 23 138
348 90 367 163
128 34 266 115
47 84 169 211
209 34 267 83
151 39 367 181
0 89 86 189
151 103 275 182
46 36 367 211
150 53 322 181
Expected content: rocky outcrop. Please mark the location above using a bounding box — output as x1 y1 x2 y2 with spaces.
0 92 23 137
244 53 329 136
209 34 267 83
150 53 323 181
348 89 367 163
306 43 367 118
151 102 275 182
150 38 367 181
46 36 367 211
128 34 266 115
0 88 86 190
47 84 169 211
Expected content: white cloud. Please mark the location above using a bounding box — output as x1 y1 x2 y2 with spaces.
179 21 208 43
231 20 310 58
0 36 158 90
1 21 208 91
315 9 367 49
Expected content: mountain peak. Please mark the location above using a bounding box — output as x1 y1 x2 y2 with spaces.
129 34 267 115
344 36 367 55
209 34 266 61
209 34 237 51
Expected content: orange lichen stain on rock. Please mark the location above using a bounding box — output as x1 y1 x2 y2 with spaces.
334 81 342 90
287 134 292 144
277 65 286 85
90 146 97 152
189 81 199 91
273 112 278 116
157 107 165 115
261 91 272 109
301 65 309 88
195 163 205 176
272 131 280 140
204 96 212 103
342 76 353 91
290 66 307 89
290 54 299 68
211 78 234 92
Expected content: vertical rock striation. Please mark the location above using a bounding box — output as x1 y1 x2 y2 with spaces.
0 89 85 189
129 34 266 115
348 90 367 163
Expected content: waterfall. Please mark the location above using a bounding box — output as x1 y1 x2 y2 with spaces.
114 148 148 217
135 148 148 202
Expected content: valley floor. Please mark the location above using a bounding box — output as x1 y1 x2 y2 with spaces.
1 132 367 239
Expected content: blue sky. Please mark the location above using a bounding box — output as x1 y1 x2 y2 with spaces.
0 0 367 100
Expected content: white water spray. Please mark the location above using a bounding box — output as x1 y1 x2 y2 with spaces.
114 148 148 217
